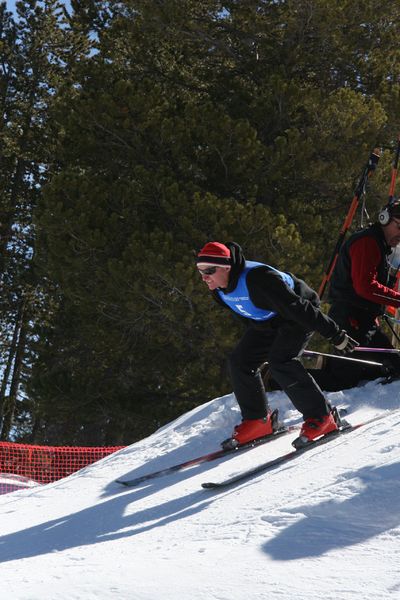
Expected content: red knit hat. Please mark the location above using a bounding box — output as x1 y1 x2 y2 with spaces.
196 242 231 267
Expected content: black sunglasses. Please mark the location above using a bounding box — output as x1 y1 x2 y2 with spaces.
198 266 218 275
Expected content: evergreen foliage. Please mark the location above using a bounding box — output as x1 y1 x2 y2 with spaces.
2 0 400 443
0 0 90 440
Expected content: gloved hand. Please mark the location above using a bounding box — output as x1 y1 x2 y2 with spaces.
330 330 359 353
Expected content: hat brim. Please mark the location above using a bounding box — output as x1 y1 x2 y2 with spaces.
196 262 231 268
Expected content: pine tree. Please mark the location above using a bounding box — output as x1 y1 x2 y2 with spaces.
28 0 400 443
0 0 91 440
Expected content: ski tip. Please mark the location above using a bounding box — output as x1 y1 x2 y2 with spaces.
201 482 219 489
291 435 310 450
116 480 130 486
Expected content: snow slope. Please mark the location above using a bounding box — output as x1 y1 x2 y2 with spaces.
0 380 399 600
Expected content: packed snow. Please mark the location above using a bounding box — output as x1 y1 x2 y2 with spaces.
0 378 399 599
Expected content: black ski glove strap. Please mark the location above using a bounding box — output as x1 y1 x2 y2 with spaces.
330 330 359 353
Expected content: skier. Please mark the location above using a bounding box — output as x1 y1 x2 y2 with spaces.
196 241 358 448
323 200 400 389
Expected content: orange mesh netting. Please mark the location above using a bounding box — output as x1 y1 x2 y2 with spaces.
0 442 124 495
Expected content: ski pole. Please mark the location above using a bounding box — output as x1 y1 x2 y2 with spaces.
318 147 381 300
385 134 400 345
302 350 383 366
385 313 400 325
383 313 400 346
355 346 400 354
388 132 400 205
386 133 400 321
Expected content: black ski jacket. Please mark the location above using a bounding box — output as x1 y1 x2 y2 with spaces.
211 243 341 340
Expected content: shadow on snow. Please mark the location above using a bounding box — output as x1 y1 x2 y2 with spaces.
262 461 400 560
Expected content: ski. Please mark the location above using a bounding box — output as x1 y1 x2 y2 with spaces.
116 424 300 487
201 412 389 489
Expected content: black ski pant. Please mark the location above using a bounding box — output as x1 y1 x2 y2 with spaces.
318 303 400 389
227 323 331 421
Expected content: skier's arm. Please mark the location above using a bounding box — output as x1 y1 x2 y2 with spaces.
247 269 340 339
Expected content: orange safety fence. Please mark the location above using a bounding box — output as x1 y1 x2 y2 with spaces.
0 442 125 495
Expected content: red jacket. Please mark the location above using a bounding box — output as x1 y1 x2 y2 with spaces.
349 236 400 307
329 223 400 314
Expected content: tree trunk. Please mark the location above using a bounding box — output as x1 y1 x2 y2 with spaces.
0 299 23 421
0 298 27 440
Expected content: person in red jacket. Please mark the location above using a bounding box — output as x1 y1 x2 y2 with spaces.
324 200 400 389
196 241 357 449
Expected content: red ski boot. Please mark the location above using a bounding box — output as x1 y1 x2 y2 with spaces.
222 410 279 450
292 412 338 449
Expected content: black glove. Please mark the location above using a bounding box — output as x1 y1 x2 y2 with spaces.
330 330 359 353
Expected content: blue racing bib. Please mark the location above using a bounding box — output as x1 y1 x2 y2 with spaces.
217 261 294 321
